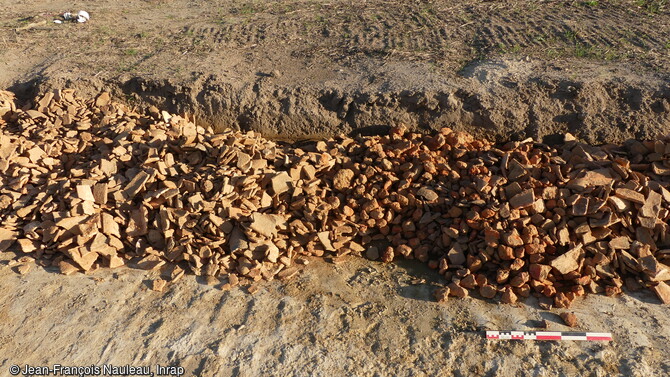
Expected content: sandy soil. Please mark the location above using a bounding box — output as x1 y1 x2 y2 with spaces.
2 251 670 377
1 0 669 143
1 1 670 376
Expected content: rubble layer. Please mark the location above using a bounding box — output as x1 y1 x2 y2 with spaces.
1 90 669 307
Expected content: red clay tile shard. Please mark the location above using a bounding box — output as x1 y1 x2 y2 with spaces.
614 188 645 204
567 169 613 190
447 244 466 265
59 260 80 275
250 213 284 238
417 187 439 202
277 267 300 280
479 285 497 299
76 185 96 202
529 263 552 281
651 282 670 304
639 191 662 228
270 172 292 195
509 189 535 209
95 92 111 107
550 245 582 275
503 229 524 247
0 228 17 252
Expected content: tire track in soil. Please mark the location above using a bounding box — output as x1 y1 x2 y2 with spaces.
179 2 669 68
181 5 459 60
471 6 668 57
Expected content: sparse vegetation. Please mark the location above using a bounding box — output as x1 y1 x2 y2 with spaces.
497 43 523 54
574 43 592 58
1 0 668 84
235 2 264 16
635 0 667 13
564 30 579 43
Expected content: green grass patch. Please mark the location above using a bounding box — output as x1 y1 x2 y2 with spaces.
574 43 590 58
564 30 578 43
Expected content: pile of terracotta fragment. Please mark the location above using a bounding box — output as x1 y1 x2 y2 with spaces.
0 89 669 306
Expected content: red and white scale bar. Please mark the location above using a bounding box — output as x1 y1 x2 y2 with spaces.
486 331 612 341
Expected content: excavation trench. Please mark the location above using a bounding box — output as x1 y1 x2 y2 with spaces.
1 87 669 308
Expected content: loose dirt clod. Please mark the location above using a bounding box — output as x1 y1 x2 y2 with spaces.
1 90 669 306
434 287 450 303
560 312 579 327
152 279 167 292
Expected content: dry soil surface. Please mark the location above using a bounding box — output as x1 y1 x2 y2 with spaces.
2 251 670 377
2 1 670 376
1 0 670 143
